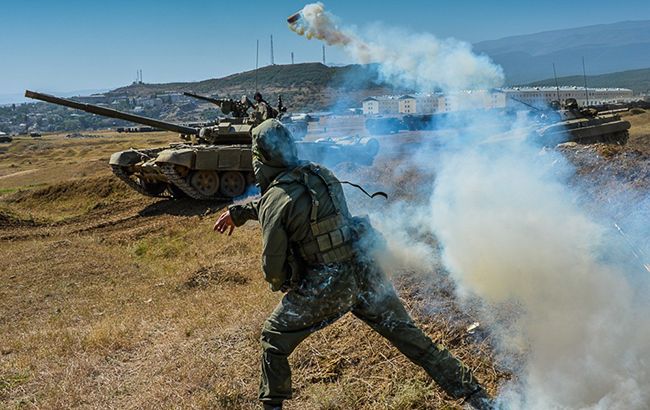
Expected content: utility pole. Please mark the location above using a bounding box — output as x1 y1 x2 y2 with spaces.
270 35 275 65
291 52 294 65
322 45 326 65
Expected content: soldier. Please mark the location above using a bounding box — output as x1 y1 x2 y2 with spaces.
251 92 275 123
214 119 494 410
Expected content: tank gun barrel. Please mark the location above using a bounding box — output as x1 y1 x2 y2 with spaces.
24 90 199 135
183 92 248 117
183 92 223 106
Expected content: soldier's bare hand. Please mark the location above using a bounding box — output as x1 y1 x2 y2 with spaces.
214 210 235 236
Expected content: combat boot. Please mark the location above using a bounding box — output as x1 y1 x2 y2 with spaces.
464 388 495 410
263 403 282 410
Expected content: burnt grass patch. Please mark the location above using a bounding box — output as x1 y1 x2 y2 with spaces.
182 265 250 289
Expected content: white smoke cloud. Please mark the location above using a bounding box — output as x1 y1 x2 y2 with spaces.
429 113 650 409
289 2 504 91
289 3 650 409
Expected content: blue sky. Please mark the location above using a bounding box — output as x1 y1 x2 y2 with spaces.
2 0 649 99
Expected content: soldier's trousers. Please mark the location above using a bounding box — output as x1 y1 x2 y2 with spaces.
258 261 481 405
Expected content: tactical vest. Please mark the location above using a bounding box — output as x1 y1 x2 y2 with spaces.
269 163 356 265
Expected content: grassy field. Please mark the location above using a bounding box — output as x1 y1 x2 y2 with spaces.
1 112 648 409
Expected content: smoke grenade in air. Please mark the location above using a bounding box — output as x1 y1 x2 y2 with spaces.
288 2 504 91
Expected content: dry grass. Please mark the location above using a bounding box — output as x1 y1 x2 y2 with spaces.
4 114 648 409
0 127 506 409
623 110 650 153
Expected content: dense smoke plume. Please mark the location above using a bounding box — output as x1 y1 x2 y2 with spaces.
289 2 504 91
290 3 650 409
429 115 650 409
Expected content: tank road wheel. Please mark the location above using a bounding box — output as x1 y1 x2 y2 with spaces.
189 171 220 197
111 165 168 198
219 171 246 198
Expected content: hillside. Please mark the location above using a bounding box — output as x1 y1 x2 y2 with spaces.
109 63 402 112
2 112 649 408
0 128 506 409
474 20 650 84
524 68 650 93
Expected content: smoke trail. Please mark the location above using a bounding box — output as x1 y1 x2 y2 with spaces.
288 2 504 91
289 3 650 408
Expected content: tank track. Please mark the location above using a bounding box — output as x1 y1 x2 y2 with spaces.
111 165 170 198
572 130 629 145
159 164 228 201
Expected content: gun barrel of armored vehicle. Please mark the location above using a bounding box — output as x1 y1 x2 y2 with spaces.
183 92 246 118
183 92 222 106
25 90 199 136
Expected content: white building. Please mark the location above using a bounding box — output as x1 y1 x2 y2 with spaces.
362 96 400 115
500 87 634 108
398 95 416 114
363 93 441 115
363 91 506 115
414 93 438 114
437 90 506 112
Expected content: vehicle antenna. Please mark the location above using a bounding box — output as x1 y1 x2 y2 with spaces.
553 63 561 101
582 57 589 106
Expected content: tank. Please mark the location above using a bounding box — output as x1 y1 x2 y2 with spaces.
0 135 12 143
365 116 405 135
184 92 309 140
25 90 379 201
536 99 631 145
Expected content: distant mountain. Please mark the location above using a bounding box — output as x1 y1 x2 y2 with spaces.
474 20 650 84
524 68 650 93
91 20 650 112
109 63 402 112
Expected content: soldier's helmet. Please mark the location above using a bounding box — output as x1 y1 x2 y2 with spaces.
251 119 298 191
252 119 298 168
254 92 263 102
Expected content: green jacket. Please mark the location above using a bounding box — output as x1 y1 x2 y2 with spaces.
229 164 350 291
228 119 350 291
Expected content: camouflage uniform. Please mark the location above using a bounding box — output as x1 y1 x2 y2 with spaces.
250 93 274 124
228 119 491 409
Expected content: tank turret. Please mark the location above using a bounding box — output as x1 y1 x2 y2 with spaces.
184 91 309 140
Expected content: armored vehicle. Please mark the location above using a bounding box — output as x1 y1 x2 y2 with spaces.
184 92 309 140
536 99 630 145
25 90 379 201
0 135 12 143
